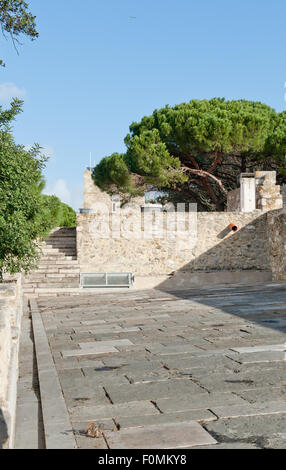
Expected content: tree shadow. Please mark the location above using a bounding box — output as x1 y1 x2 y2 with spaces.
0 408 9 449
156 212 286 337
44 227 77 258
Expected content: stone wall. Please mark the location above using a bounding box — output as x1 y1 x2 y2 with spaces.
227 171 283 213
82 169 145 210
78 171 286 288
0 275 23 449
227 188 240 212
256 172 283 211
280 185 286 208
267 209 286 281
77 210 270 277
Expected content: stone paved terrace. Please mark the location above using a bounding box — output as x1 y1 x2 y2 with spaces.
15 283 286 449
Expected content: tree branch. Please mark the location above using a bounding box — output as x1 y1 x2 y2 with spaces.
181 166 228 196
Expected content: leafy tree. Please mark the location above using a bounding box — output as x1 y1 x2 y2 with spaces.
0 99 76 279
58 200 76 227
0 0 38 67
0 99 47 277
41 194 76 229
93 98 286 211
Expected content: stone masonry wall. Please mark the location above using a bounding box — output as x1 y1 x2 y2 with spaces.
227 188 240 212
227 171 283 213
83 169 145 210
77 210 270 276
0 274 22 449
267 209 286 281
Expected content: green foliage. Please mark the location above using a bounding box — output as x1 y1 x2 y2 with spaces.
0 102 47 274
126 98 278 161
94 98 286 210
0 99 76 277
125 129 187 188
93 152 144 196
0 0 38 66
41 194 76 230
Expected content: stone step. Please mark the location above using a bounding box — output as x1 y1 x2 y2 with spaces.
36 262 79 268
34 271 79 277
40 255 77 261
25 288 83 297
30 267 79 275
43 238 76 244
24 282 80 289
57 268 80 274
25 273 80 281
35 266 79 273
23 274 79 286
41 248 76 255
48 229 76 238
44 236 76 242
37 260 79 266
44 243 76 250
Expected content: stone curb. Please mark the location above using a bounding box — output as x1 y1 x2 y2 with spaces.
29 299 76 449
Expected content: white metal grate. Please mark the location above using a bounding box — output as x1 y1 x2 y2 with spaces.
80 273 134 288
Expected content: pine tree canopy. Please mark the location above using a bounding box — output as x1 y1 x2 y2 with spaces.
93 98 286 211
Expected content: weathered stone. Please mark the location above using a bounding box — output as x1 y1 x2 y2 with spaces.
204 414 286 448
210 401 286 418
156 392 246 413
69 400 159 421
104 421 217 449
104 379 203 403
116 409 216 429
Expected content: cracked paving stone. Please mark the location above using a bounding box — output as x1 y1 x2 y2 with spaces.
236 386 286 404
210 400 286 418
204 414 286 448
104 421 217 449
115 409 217 429
156 392 246 414
103 379 203 403
69 400 160 421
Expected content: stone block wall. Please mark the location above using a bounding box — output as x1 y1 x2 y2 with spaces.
280 185 286 208
256 172 283 211
227 188 240 212
77 170 286 286
227 171 283 212
0 275 23 449
267 209 286 281
83 169 145 210
77 210 270 276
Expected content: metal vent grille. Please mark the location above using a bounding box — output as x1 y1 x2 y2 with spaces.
80 273 134 288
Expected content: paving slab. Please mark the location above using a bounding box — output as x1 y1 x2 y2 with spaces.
30 300 76 449
115 409 217 429
69 400 160 421
210 401 286 418
62 345 118 357
79 339 133 349
28 283 286 448
104 421 217 449
228 351 286 364
231 344 286 353
190 442 259 449
105 379 203 403
157 392 246 413
236 386 286 404
204 414 286 448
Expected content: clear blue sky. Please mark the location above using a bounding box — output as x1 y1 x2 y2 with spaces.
1 0 286 209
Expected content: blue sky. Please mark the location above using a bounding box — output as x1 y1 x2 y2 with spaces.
0 0 286 209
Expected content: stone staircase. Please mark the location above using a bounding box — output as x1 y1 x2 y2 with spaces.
23 227 80 297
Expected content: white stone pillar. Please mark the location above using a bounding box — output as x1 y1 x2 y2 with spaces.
240 174 256 212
